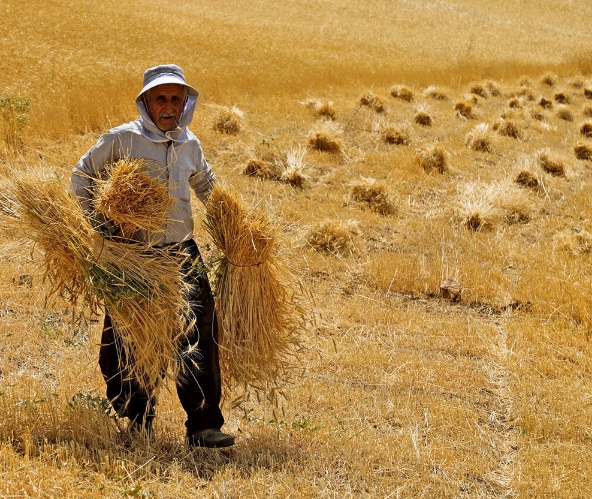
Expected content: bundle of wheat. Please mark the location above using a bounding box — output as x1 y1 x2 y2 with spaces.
2 167 189 391
93 157 173 237
203 184 304 401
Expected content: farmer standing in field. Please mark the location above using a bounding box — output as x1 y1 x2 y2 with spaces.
70 64 234 448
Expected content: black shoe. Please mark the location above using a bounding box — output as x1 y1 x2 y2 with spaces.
188 429 235 448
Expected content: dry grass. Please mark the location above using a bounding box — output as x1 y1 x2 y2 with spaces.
554 91 570 104
541 73 558 86
93 157 173 237
4 2 592 497
457 179 534 231
203 184 304 399
553 228 592 255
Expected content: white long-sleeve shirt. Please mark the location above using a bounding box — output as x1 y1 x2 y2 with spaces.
71 93 216 245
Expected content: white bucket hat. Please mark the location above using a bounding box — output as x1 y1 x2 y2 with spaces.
137 64 199 99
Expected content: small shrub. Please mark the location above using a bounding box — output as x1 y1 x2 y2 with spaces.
531 110 547 122
418 144 447 174
465 123 494 152
414 105 433 126
360 93 386 113
317 101 336 120
390 85 414 102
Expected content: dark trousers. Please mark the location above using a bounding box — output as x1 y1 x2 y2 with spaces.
98 239 224 435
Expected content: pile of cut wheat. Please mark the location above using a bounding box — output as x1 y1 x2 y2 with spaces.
203 184 304 401
1 167 189 391
93 157 173 237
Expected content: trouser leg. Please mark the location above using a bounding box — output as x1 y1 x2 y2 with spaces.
175 239 225 435
98 312 156 426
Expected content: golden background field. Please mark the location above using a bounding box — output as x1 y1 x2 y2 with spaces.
1 1 592 497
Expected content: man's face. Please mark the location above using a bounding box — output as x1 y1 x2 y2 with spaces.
145 83 186 131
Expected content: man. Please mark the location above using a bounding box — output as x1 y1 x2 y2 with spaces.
71 64 234 448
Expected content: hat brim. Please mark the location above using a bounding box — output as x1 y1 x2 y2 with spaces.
137 75 199 99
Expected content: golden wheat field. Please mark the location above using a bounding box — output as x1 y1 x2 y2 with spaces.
2 0 592 497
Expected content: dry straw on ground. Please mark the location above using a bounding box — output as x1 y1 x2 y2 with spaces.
455 101 475 119
417 144 447 174
414 105 433 126
305 219 360 256
556 105 574 121
494 118 524 139
579 121 592 138
93 157 173 237
574 142 592 160
390 85 414 102
213 106 244 135
457 179 534 231
465 123 495 152
203 183 304 400
537 149 567 176
423 85 448 100
308 122 343 153
1 168 190 391
349 177 396 215
359 92 386 113
553 228 592 255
